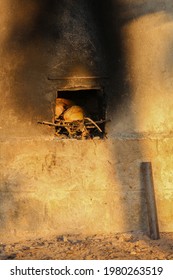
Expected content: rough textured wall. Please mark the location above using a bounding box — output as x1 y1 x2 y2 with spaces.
1 0 173 241
0 0 106 138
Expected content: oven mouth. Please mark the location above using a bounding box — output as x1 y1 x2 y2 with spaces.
53 88 107 140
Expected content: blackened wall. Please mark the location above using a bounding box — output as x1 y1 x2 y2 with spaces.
1 0 173 241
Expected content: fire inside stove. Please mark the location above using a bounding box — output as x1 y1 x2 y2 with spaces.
53 89 107 139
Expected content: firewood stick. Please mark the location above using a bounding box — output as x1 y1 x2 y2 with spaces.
37 121 71 127
84 117 102 132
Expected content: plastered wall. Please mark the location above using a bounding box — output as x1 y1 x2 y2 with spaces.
0 0 173 241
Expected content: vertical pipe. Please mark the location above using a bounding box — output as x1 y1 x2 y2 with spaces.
141 162 160 240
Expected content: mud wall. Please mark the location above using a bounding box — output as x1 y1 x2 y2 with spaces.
0 0 173 241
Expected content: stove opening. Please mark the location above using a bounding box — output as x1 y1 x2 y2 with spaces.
54 88 106 139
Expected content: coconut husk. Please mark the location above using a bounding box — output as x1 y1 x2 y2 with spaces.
55 98 74 119
63 105 85 121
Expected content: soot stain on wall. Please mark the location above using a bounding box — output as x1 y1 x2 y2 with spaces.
2 0 131 124
2 0 173 126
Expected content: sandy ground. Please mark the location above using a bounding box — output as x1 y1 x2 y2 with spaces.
0 232 173 260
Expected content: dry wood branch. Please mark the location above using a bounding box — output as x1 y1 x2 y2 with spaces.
38 119 109 127
84 117 102 132
37 118 110 139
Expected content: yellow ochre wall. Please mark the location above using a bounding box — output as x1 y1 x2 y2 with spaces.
0 0 173 241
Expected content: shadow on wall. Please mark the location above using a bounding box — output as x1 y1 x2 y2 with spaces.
0 191 45 234
83 2 172 249
92 0 173 111
1 0 173 253
2 0 173 118
2 0 109 121
94 0 173 254
1 0 64 120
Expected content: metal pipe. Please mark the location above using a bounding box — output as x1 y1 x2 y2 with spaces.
141 162 160 240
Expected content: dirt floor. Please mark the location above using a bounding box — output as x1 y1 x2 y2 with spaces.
0 232 173 260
